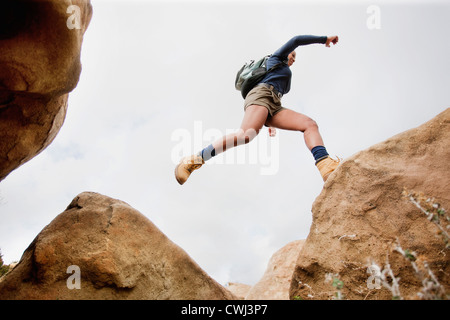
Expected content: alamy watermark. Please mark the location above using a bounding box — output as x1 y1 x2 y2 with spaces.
367 5 381 30
171 121 280 175
66 5 81 30
66 265 81 290
366 265 382 290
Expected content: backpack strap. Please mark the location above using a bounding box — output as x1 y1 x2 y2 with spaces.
267 61 285 73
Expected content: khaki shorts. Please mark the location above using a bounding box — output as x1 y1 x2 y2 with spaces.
243 84 286 118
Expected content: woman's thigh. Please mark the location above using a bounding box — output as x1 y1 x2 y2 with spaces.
240 104 269 134
213 104 269 152
265 108 316 132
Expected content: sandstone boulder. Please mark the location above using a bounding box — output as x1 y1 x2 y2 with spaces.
290 108 450 300
0 192 236 300
246 240 304 300
225 283 252 300
0 0 92 181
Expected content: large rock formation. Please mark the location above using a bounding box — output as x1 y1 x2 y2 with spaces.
245 240 304 300
226 241 304 300
225 282 252 300
0 0 92 181
290 108 450 300
0 192 236 300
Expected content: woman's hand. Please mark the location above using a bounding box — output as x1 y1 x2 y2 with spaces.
325 35 339 47
269 127 277 137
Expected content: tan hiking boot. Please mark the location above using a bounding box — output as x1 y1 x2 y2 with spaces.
175 154 205 185
316 156 341 182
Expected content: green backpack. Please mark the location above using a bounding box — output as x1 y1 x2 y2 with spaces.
235 55 283 99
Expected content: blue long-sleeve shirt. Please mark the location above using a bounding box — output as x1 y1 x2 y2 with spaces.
261 35 328 95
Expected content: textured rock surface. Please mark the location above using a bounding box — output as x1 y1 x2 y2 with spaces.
0 0 92 181
290 108 450 300
0 192 236 300
225 282 252 300
246 240 304 300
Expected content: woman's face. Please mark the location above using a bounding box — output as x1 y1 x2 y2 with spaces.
288 51 296 66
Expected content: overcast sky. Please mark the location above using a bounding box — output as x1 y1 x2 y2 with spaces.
1 0 449 287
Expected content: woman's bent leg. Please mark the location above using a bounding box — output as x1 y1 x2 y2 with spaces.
265 108 323 150
265 108 340 181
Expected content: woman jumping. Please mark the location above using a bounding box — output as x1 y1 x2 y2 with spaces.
175 34 340 185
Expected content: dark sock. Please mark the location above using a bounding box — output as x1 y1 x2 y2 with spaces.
200 144 216 161
311 146 329 163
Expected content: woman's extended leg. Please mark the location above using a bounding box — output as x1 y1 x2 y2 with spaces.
175 105 269 185
211 105 269 156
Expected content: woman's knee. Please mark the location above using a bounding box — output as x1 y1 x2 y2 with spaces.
236 128 259 144
304 118 319 132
